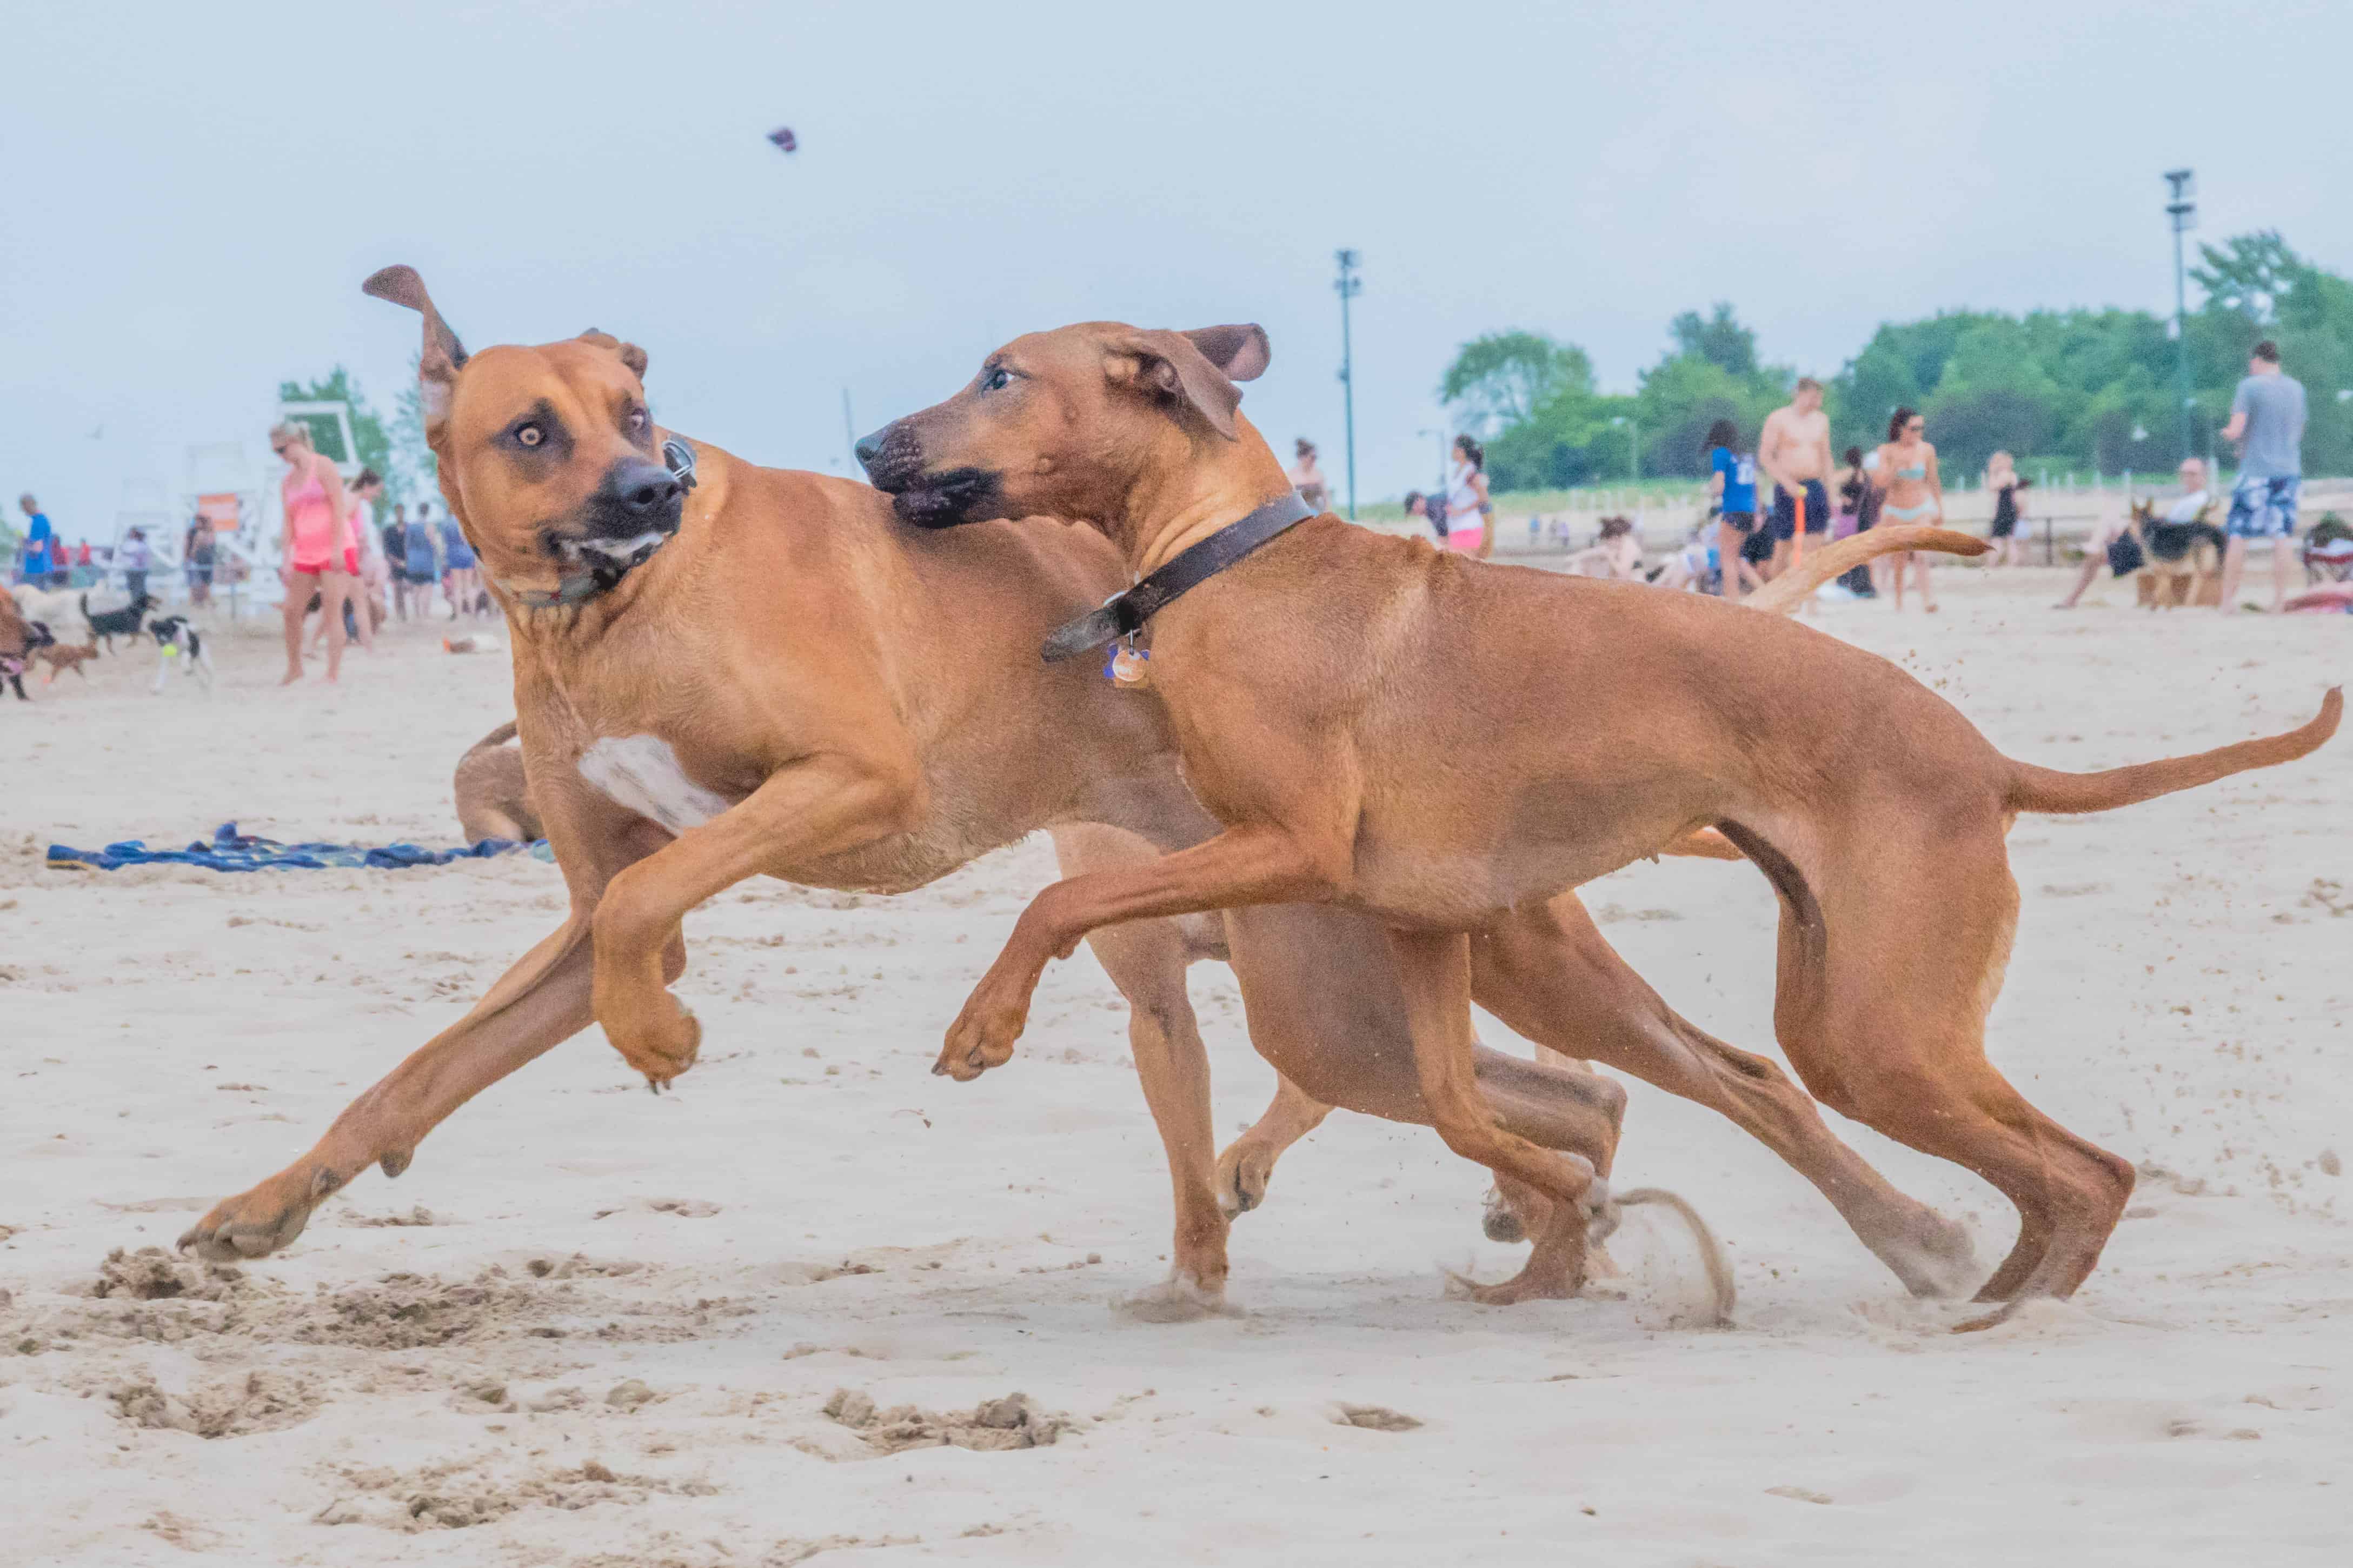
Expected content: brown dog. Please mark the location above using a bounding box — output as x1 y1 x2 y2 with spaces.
32 637 99 683
859 318 2342 1318
453 720 543 844
178 270 1976 1317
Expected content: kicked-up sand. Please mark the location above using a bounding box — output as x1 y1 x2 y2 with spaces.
2 566 2347 1566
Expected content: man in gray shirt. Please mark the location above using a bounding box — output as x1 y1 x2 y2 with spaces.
2217 339 2306 613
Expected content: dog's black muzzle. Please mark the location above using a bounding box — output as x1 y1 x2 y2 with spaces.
520 447 694 609
855 421 1002 530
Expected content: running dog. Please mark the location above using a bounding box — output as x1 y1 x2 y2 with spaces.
182 268 1971 1318
32 633 99 682
84 589 154 653
146 615 215 695
859 317 2342 1318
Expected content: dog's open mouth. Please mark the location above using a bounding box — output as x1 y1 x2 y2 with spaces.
887 468 1004 530
524 523 680 607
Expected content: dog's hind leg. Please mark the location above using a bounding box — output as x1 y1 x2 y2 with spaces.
1471 896 1978 1297
1767 827 2133 1315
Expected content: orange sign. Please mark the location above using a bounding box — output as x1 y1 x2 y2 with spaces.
196 493 241 532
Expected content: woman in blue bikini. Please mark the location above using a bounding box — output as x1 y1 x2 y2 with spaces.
1870 406 1942 612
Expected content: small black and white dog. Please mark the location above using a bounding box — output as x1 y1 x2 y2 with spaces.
84 590 155 653
147 614 215 695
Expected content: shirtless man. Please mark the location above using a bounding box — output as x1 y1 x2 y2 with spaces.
1758 377 1832 580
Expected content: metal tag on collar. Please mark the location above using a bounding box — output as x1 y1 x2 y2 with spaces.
1105 632 1151 689
662 436 697 491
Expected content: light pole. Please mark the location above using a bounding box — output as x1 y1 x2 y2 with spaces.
2164 169 2196 461
1334 249 1362 520
1610 414 1639 483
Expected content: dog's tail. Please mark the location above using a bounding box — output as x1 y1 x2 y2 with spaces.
464 719 521 757
2007 688 2341 816
1612 1187 1737 1327
1741 525 1989 615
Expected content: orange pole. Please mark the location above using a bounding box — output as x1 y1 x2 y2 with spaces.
1791 486 1805 569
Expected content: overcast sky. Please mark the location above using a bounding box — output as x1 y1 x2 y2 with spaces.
7 0 2347 535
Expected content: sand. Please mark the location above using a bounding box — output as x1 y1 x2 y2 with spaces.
2 570 2347 1566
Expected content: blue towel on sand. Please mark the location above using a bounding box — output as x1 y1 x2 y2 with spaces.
48 822 555 873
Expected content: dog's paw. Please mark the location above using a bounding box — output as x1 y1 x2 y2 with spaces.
1214 1139 1278 1219
608 1003 701 1091
177 1163 343 1262
932 987 1026 1081
1113 1267 1239 1324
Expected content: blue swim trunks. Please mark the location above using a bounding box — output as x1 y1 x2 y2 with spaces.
2226 475 2299 541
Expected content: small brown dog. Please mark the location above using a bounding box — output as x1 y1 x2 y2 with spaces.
32 636 99 683
861 318 2341 1317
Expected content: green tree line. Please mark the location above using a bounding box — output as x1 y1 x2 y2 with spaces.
1446 231 2353 491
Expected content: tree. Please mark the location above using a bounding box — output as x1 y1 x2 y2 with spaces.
278 365 400 528
2191 230 2309 328
1440 331 1594 432
388 352 438 505
1667 302 1759 379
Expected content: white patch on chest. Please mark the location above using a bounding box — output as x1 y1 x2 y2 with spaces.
579 735 734 834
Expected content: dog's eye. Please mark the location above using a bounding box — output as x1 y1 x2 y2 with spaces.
981 367 1010 393
626 408 648 433
516 424 544 448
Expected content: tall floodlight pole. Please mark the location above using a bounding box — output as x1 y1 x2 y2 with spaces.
1334 249 1363 519
2164 169 2196 460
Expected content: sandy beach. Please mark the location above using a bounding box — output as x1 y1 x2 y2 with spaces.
3 568 2347 1567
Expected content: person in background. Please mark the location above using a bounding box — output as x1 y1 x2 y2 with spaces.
382 503 411 620
1288 439 1332 512
20 495 59 586
2055 457 2208 609
315 468 383 652
1446 435 1492 558
2217 339 2308 612
437 505 481 618
1831 445 1877 597
118 528 152 602
1758 376 1833 579
184 516 216 608
403 501 441 616
271 418 355 684
1870 407 1943 612
72 538 96 588
1703 418 1759 602
1985 451 2029 568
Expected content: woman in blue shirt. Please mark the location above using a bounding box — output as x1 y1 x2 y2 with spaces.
1703 421 1765 602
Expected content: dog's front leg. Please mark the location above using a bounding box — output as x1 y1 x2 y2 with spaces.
590 752 920 1087
938 826 1332 1082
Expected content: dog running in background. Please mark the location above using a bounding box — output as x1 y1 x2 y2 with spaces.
0 593 45 700
31 631 99 683
85 590 156 654
147 615 215 695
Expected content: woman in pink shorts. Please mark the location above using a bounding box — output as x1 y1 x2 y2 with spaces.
272 420 356 684
1446 435 1493 557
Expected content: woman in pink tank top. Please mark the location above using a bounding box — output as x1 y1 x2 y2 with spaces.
272 420 356 684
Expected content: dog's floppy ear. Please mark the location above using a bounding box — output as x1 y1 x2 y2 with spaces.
1104 325 1266 442
362 264 468 435
576 329 649 380
1181 324 1270 384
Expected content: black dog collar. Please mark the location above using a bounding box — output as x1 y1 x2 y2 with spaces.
1043 490 1315 664
511 437 699 609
